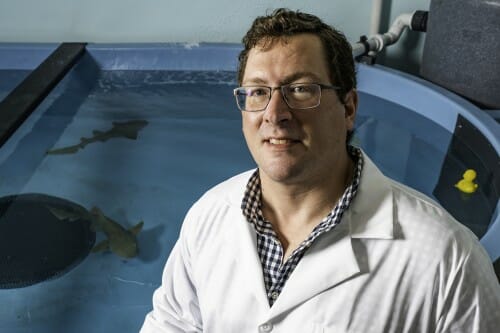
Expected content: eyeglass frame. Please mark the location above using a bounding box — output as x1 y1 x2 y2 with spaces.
233 83 341 112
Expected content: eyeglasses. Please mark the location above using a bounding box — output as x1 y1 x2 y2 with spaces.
233 83 340 112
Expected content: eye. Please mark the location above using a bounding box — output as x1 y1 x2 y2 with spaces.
289 84 313 94
246 87 268 97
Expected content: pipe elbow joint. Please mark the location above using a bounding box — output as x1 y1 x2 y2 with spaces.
372 34 385 52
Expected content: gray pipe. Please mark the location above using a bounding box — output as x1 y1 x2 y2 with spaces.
352 11 428 58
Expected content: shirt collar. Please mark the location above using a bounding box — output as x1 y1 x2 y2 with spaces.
241 146 364 228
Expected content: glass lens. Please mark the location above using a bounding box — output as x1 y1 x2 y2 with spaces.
235 86 270 111
283 84 320 109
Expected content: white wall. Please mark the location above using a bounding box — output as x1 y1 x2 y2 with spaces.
0 0 430 73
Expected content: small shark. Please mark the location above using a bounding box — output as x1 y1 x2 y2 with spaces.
47 205 144 258
46 119 148 155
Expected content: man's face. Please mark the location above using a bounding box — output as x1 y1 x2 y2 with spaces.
241 33 357 186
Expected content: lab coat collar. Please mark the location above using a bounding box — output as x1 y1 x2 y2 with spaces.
348 152 395 240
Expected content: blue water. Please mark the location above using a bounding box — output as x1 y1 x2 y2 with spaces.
0 70 495 332
356 92 494 237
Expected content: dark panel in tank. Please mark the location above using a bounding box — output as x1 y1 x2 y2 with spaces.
0 43 86 148
0 193 95 289
433 115 499 237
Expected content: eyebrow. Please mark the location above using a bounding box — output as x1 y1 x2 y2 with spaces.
243 71 324 86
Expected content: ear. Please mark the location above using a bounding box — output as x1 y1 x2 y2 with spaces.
343 89 358 130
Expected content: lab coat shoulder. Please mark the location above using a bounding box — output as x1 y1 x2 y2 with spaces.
344 154 500 332
391 182 500 332
393 184 500 332
387 175 500 332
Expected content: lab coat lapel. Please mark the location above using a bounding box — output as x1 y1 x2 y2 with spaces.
224 207 270 309
268 221 361 318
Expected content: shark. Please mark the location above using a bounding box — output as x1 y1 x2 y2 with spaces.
47 205 144 258
46 119 148 155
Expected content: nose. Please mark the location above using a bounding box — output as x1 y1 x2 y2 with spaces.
263 88 292 124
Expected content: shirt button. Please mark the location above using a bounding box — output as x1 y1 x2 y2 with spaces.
259 323 273 332
271 291 279 300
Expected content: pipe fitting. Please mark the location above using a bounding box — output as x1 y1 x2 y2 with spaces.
352 11 428 61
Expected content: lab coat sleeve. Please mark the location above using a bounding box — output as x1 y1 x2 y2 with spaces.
140 212 203 332
435 234 500 333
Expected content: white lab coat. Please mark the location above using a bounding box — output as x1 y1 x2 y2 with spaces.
141 153 500 333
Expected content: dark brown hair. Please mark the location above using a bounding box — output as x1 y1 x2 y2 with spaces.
237 8 356 103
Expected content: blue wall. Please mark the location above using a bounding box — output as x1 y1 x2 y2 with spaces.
0 0 430 74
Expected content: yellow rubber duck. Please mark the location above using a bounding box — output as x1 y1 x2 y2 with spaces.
455 169 478 194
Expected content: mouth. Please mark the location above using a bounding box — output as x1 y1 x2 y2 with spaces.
269 138 293 145
265 137 301 146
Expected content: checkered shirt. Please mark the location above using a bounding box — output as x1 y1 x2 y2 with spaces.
241 147 364 306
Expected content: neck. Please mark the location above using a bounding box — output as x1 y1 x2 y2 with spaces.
260 152 355 230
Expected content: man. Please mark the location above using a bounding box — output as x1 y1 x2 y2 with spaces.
141 8 500 332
